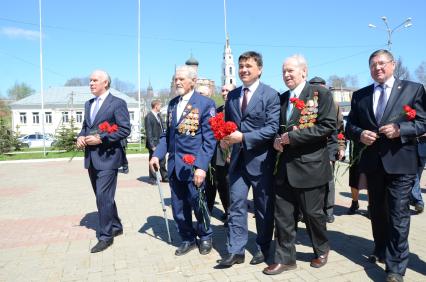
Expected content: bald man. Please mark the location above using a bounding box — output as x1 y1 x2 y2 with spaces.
77 70 131 253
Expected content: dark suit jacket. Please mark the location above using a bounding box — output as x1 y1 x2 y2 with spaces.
224 82 280 177
345 79 426 174
145 111 163 150
79 93 131 170
275 83 337 188
153 92 217 181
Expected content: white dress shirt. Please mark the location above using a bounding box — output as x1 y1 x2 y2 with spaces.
176 90 194 121
373 76 395 116
240 79 260 108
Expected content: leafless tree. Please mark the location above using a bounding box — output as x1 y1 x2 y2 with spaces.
415 61 426 86
394 57 411 80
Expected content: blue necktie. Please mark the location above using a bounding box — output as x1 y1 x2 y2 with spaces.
286 93 296 121
375 85 387 123
91 97 100 123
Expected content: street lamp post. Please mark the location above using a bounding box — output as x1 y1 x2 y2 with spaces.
368 16 412 50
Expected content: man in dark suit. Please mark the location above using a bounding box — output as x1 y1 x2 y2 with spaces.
263 55 336 275
218 51 280 267
145 99 167 184
346 49 426 282
309 76 346 224
150 65 216 256
205 84 235 221
76 70 131 253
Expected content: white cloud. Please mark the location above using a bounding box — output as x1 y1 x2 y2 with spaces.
1 27 40 40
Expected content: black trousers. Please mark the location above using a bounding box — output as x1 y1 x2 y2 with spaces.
205 164 230 214
274 177 329 264
88 165 122 241
148 148 167 181
365 160 415 275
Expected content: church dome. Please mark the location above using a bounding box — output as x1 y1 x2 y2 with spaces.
185 54 199 66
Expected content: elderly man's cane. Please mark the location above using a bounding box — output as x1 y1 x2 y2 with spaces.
155 170 172 243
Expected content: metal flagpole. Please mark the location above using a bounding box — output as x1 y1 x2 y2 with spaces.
137 0 142 151
156 171 172 243
39 0 46 157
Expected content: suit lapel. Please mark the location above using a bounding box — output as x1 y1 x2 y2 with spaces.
280 91 290 127
242 84 263 119
232 87 242 119
380 79 402 123
288 84 309 125
92 94 112 126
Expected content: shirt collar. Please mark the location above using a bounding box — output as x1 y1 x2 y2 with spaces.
374 76 395 90
94 90 109 101
242 79 260 94
291 80 307 98
180 90 194 101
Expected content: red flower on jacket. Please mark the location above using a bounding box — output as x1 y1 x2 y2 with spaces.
337 132 345 140
289 97 305 110
182 154 196 165
98 121 118 134
403 105 416 121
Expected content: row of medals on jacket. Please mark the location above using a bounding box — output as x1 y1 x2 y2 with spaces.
169 104 199 136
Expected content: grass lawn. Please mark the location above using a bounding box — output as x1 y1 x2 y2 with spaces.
0 143 148 161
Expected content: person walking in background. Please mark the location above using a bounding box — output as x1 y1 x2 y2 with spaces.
120 138 129 174
217 51 280 267
308 76 346 224
410 134 425 214
145 99 168 184
76 70 131 253
149 65 216 256
206 84 235 222
264 55 336 275
347 140 369 215
346 49 426 282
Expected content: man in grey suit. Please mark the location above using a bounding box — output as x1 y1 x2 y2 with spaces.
218 51 280 267
145 99 167 184
346 49 426 282
77 70 131 253
263 55 336 275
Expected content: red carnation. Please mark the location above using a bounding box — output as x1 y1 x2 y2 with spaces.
99 121 110 132
209 113 237 141
182 154 196 165
337 132 345 140
403 105 416 121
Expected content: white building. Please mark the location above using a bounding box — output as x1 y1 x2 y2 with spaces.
9 86 142 142
221 35 236 86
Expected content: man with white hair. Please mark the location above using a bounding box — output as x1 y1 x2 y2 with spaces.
263 55 336 274
77 70 131 253
150 65 217 256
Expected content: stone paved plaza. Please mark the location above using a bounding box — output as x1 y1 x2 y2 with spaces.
1 155 425 281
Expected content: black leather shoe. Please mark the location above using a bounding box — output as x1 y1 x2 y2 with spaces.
386 273 403 282
263 263 297 275
122 166 129 174
90 239 113 253
217 253 245 267
347 201 359 215
326 215 335 223
198 239 212 255
368 254 385 264
161 178 169 183
112 229 123 237
250 251 265 265
175 241 197 256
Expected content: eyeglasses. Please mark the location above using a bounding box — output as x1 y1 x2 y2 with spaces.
370 60 393 69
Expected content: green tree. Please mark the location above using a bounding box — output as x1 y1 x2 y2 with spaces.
0 117 21 153
7 82 34 101
54 118 79 151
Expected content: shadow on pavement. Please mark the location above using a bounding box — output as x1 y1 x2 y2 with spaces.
79 211 99 238
295 226 426 280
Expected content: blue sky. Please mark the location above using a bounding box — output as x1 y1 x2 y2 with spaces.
1 0 425 97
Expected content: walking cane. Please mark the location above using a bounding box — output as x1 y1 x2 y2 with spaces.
155 170 172 243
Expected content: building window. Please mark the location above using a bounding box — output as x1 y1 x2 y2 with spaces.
62 112 69 123
76 112 83 123
229 66 233 75
129 111 134 121
19 112 27 124
45 112 52 124
32 112 40 124
230 79 233 84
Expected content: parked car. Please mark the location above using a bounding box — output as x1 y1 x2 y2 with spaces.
19 134 56 148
